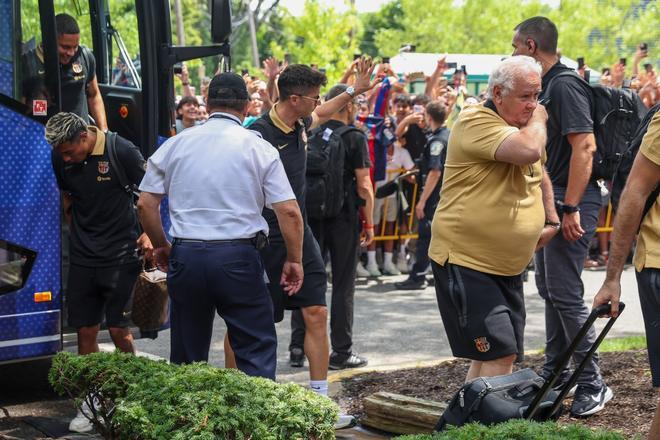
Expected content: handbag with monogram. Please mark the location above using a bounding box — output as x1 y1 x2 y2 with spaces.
130 265 169 331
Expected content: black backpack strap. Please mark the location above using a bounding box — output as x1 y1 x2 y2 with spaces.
106 132 135 196
540 70 586 106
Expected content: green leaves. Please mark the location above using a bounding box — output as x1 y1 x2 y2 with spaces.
49 352 338 440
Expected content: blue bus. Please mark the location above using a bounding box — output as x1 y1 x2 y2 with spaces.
0 0 230 364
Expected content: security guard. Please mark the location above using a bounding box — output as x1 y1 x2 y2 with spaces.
395 100 449 290
138 72 304 380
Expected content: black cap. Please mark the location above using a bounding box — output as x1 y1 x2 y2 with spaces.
207 72 249 101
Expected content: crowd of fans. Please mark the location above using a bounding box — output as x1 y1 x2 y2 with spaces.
169 45 658 277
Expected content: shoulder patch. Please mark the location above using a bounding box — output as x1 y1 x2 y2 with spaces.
430 140 445 156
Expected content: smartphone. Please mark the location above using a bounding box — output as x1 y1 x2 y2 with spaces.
241 68 249 76
639 42 648 52
319 68 327 75
619 57 627 66
413 104 423 114
446 62 458 69
461 65 467 75
284 53 292 64
353 53 361 60
382 57 390 64
577 57 585 69
173 63 183 75
583 70 591 83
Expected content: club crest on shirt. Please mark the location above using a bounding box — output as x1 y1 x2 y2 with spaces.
474 336 491 353
98 161 109 174
72 62 83 74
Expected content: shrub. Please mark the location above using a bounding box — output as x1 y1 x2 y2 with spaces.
395 419 626 440
49 351 337 439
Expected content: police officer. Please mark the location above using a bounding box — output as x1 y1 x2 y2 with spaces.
23 13 107 129
137 72 304 380
395 100 449 290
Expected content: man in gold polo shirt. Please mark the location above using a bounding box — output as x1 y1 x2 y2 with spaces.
593 109 660 439
429 56 561 382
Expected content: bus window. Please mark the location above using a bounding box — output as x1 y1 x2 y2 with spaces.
0 241 37 296
107 3 141 89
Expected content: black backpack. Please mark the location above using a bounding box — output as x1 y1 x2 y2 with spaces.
610 103 660 220
544 72 648 180
305 125 362 220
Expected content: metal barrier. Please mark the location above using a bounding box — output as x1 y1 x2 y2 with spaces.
373 168 419 241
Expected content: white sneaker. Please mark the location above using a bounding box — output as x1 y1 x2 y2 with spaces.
335 413 357 430
381 261 401 275
396 257 409 274
366 262 381 277
356 262 370 278
68 408 94 433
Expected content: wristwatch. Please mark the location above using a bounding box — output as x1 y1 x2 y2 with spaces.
345 86 356 98
557 201 580 214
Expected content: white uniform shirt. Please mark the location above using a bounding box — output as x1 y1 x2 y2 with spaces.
139 112 295 240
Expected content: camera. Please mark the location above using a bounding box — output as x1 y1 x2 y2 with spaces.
173 63 183 75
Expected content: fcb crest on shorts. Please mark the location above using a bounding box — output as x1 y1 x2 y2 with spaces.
98 161 109 174
474 336 491 353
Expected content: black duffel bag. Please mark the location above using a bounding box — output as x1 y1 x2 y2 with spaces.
435 302 625 431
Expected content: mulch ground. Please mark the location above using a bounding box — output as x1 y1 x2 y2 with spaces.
336 349 655 439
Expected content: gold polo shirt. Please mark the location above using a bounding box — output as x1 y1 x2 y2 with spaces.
428 104 545 276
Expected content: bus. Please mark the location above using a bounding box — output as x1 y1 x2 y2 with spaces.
0 0 231 364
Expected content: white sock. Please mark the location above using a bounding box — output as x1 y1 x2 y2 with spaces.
398 246 406 258
310 380 328 396
384 252 393 265
367 251 377 266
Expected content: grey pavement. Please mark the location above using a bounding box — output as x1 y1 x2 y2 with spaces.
133 265 645 384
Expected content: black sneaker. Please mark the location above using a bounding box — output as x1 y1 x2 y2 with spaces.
570 384 613 416
394 278 427 290
329 353 368 370
289 347 305 368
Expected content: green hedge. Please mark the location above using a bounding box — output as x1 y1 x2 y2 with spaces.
395 419 626 440
49 351 337 440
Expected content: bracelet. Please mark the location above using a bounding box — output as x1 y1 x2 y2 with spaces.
544 220 561 230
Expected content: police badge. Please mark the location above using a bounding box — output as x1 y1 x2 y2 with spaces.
72 63 83 74
98 161 109 174
474 336 491 353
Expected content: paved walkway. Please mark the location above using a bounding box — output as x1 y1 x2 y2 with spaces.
133 266 644 384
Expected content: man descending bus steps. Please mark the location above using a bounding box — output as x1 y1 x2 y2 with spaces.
45 112 152 433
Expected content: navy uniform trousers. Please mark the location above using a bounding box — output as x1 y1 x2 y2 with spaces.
167 240 277 379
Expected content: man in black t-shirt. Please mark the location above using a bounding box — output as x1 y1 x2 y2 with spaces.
290 83 375 372
513 16 610 417
22 14 107 130
46 112 150 357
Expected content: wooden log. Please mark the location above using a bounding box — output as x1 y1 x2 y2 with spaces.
361 392 446 434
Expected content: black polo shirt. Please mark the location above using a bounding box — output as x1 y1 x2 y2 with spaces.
250 106 313 235
52 128 146 266
22 45 96 119
540 62 594 188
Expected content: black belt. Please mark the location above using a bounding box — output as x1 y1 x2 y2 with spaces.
173 238 254 245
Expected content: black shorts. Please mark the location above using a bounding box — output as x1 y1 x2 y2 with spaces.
636 268 660 387
66 262 140 328
432 260 525 362
260 225 327 323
